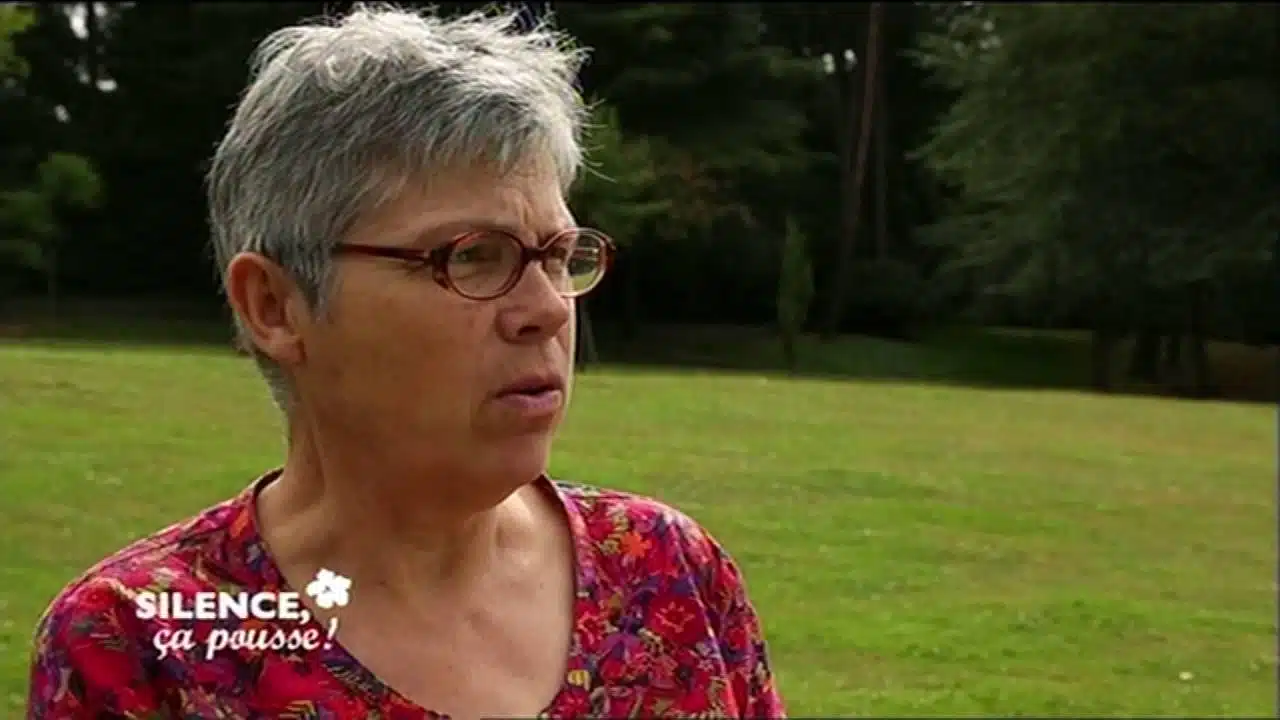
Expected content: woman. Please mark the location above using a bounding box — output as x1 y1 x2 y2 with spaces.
26 6 785 719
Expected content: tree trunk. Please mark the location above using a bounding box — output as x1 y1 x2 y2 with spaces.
824 54 859 336
576 300 599 369
780 328 798 373
1127 329 1161 382
83 2 102 84
1187 282 1214 397
1162 333 1183 373
873 66 888 261
1090 326 1117 392
620 253 640 341
1188 338 1212 396
821 3 883 340
45 244 58 321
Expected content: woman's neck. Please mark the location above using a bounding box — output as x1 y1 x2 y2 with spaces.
257 436 539 603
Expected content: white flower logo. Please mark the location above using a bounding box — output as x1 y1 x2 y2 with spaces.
305 568 352 609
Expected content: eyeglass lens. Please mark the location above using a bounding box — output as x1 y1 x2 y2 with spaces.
446 230 606 298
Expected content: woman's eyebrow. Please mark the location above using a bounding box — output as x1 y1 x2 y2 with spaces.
403 218 526 248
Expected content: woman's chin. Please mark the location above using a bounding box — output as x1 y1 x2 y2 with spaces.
480 435 554 482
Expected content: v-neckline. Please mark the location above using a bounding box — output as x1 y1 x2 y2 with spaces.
234 469 602 718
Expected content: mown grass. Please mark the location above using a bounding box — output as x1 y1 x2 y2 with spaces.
0 327 1272 716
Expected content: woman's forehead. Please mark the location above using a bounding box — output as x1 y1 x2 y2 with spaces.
357 171 573 244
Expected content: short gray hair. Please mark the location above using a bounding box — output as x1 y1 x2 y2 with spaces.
207 3 589 413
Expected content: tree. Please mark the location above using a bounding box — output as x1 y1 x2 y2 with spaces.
0 4 34 76
0 5 38 292
0 152 102 314
0 5 105 311
912 4 1278 393
763 3 944 338
557 3 818 331
821 2 884 339
570 100 670 359
777 216 815 371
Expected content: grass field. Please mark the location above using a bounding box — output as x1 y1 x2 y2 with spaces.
0 325 1273 716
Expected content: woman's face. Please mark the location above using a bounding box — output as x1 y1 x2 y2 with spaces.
250 162 579 504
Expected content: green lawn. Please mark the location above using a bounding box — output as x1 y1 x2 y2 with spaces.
0 331 1273 716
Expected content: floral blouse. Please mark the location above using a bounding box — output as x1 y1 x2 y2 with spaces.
26 472 786 718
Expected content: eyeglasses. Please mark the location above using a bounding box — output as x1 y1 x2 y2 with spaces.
333 227 615 301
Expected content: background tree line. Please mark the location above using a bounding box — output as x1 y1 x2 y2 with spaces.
1 2 1276 395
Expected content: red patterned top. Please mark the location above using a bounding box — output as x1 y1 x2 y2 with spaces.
27 472 785 719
